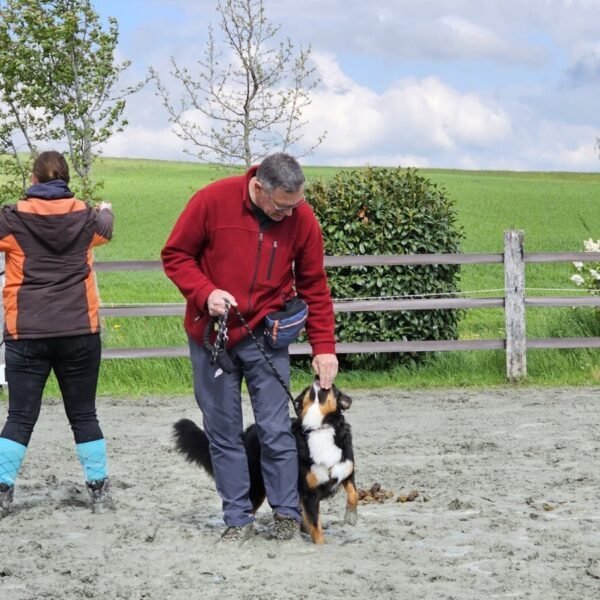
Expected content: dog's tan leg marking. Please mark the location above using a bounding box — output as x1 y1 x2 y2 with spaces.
306 471 321 489
343 480 358 525
301 500 325 544
312 516 325 545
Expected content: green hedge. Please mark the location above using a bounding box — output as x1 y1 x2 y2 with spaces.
306 167 464 369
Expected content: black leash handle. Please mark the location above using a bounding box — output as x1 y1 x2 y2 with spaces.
225 300 300 417
211 302 230 365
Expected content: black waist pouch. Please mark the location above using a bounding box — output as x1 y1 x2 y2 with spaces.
264 297 308 349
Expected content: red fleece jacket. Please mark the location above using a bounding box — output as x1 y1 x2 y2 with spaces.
161 167 336 355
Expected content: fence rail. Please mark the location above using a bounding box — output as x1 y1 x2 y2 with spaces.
2 231 600 382
99 295 600 319
92 231 600 380
101 336 600 361
93 251 599 271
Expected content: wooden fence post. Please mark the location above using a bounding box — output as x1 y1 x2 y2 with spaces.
504 230 527 380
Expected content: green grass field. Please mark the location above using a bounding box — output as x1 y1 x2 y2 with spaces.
11 157 600 395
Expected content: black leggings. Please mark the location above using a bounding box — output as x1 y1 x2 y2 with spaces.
1 334 103 446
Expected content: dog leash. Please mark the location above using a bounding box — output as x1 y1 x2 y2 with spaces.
204 301 235 372
210 301 301 417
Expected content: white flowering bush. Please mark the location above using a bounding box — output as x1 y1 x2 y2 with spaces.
571 238 600 294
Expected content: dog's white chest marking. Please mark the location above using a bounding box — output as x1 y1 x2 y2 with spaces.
330 459 353 483
306 427 353 485
303 403 353 485
307 427 342 467
302 403 327 431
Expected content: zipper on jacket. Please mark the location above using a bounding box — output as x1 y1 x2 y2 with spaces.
247 230 264 313
266 240 278 281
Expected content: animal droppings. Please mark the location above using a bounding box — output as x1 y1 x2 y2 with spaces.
357 483 396 504
397 490 419 503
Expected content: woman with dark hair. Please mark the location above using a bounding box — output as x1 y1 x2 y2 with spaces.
0 150 115 517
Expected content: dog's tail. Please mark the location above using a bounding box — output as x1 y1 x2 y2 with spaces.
173 419 214 478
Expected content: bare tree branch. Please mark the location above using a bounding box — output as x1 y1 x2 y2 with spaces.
151 0 325 167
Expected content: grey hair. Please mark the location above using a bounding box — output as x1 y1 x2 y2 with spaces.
256 153 305 194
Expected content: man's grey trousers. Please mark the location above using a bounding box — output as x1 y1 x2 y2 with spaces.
188 333 301 527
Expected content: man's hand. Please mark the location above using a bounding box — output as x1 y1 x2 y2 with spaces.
207 289 237 317
96 201 112 211
311 353 338 389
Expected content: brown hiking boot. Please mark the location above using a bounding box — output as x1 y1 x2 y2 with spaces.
219 522 255 545
273 513 301 541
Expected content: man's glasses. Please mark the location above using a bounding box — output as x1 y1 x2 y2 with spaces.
268 195 306 212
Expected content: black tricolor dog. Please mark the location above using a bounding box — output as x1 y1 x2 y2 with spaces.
173 379 357 544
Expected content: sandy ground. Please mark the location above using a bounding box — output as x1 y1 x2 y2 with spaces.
1 386 600 599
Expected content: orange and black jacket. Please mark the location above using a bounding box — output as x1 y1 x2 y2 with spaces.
0 179 113 340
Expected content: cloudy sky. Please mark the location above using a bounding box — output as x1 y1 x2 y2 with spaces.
98 0 600 171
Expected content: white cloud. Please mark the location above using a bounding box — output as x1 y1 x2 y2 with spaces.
436 16 542 63
105 51 598 172
557 143 598 170
303 54 511 162
302 55 385 154
528 120 600 171
160 0 600 63
315 152 432 168
91 0 600 171
101 125 186 160
386 77 512 148
263 0 550 65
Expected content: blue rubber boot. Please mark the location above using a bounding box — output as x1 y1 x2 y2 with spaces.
76 439 115 513
0 437 27 518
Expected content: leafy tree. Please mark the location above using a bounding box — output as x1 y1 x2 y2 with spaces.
0 7 48 202
151 0 324 167
0 0 143 201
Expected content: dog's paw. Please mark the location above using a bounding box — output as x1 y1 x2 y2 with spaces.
344 508 358 526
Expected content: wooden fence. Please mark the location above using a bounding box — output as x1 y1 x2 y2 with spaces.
1 230 600 382
95 230 600 381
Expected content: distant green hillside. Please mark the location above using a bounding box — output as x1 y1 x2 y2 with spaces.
8 156 600 394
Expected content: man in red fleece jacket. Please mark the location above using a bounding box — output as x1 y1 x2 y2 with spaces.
161 153 337 543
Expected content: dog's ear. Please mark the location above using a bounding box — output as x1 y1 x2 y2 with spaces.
338 391 352 411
